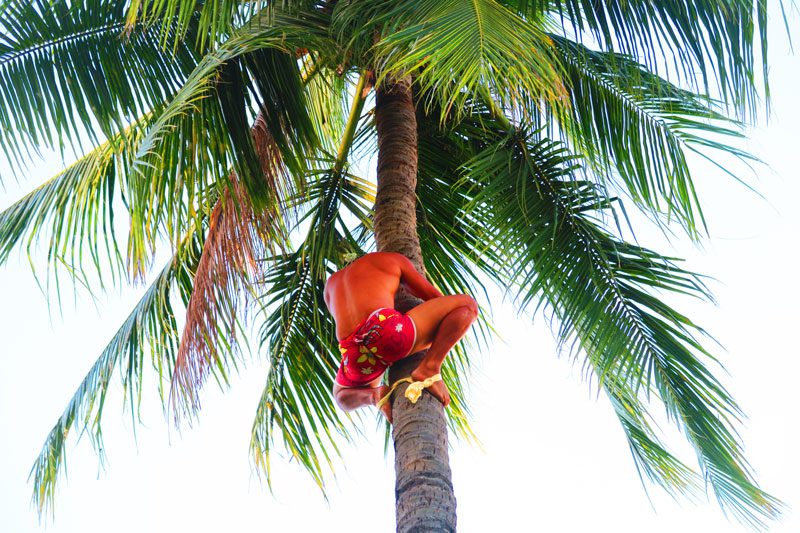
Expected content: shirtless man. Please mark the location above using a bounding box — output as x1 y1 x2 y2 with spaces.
324 252 478 422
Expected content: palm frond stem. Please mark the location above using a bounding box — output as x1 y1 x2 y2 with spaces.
334 72 370 174
0 22 125 67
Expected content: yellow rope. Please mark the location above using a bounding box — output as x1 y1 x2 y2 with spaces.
376 374 442 409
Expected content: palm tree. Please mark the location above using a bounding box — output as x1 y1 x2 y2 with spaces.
0 0 785 529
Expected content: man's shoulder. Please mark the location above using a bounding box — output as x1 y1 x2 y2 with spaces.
361 251 407 266
324 268 341 288
358 252 410 273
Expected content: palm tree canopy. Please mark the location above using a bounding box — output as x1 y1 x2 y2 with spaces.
0 0 784 526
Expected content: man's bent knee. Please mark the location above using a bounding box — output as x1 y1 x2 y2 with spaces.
452 304 477 324
441 296 477 327
454 294 478 317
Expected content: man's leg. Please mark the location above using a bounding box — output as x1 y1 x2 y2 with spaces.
405 295 478 406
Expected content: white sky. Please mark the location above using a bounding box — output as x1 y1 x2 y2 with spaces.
2 8 800 533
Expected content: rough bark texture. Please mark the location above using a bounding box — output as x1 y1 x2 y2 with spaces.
374 79 424 272
374 77 457 532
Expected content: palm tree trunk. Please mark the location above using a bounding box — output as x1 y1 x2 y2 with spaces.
374 76 457 532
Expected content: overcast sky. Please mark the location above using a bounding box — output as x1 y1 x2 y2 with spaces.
2 6 799 533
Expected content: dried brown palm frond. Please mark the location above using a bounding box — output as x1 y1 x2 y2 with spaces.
170 114 292 419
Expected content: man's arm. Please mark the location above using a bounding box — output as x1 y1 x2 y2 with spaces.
394 254 443 301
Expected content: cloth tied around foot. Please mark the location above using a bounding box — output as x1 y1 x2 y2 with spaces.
376 374 442 409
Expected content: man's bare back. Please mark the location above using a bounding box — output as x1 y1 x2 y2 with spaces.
324 252 478 422
324 252 442 339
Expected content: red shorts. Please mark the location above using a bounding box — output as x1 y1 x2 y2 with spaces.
335 308 416 387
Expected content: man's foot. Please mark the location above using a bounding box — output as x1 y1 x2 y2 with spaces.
410 367 450 407
376 385 393 423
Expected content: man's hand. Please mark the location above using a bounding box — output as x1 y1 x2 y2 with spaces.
333 383 393 423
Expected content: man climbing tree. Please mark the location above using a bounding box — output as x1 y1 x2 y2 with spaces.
326 251 477 422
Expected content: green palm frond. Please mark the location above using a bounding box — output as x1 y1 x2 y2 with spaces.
0 119 151 286
461 129 781 526
29 221 205 516
0 0 199 169
415 100 506 296
125 94 231 279
417 95 687 456
244 47 321 176
0 103 221 286
125 0 271 51
251 160 375 488
415 104 501 416
335 0 566 120
217 56 271 206
303 61 351 155
603 365 700 497
115 11 331 278
505 0 769 116
551 36 754 237
128 7 333 217
251 249 347 489
1 4 331 281
216 47 317 209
